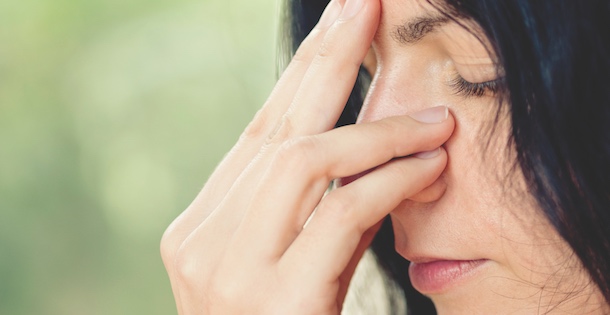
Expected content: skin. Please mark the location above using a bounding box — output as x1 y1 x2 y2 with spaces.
161 0 608 314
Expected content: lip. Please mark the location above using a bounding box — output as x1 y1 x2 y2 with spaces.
408 259 489 294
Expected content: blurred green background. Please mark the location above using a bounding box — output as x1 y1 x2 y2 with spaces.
0 0 277 313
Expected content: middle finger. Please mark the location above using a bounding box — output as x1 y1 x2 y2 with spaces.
266 0 381 142
238 108 454 258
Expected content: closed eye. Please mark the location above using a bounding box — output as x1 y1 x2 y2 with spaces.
450 75 503 97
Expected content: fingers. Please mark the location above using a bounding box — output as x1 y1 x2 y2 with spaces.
240 0 343 142
161 2 347 313
280 149 448 283
238 109 454 258
164 0 382 270
266 0 381 141
160 0 345 261
161 0 374 254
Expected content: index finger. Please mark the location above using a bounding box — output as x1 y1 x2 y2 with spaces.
267 0 381 142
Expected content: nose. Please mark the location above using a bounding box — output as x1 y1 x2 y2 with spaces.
357 67 449 203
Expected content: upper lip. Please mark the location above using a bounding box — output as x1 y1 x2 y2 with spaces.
408 257 447 264
408 257 486 264
397 249 482 264
394 235 482 264
407 256 466 264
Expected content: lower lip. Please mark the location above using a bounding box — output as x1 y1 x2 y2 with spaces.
408 259 488 294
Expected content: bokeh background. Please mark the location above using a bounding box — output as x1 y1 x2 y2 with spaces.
0 0 278 313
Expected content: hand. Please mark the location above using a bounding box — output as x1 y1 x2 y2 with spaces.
160 0 454 314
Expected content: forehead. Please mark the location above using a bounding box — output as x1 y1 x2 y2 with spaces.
374 0 493 62
379 0 441 27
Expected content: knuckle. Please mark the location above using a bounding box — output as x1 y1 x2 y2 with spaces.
315 39 336 61
313 34 345 67
290 47 310 67
315 28 344 60
241 107 269 140
207 270 256 310
160 225 181 266
159 236 174 266
209 278 241 305
265 115 294 145
274 136 320 172
313 33 363 70
291 29 324 64
318 192 360 230
174 246 201 285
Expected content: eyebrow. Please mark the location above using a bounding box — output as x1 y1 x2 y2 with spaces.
391 14 451 44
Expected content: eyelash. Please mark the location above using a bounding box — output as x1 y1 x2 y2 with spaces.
450 75 503 97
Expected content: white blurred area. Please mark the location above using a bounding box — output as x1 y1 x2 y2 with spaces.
0 0 278 314
63 0 278 239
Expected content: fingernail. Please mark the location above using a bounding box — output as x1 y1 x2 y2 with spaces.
408 106 448 124
317 0 342 29
414 148 441 159
340 0 364 20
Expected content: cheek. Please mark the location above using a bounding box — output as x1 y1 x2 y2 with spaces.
468 134 585 295
450 142 586 304
493 184 574 280
490 207 585 302
442 105 568 269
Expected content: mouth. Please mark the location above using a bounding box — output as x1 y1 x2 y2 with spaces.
408 258 489 294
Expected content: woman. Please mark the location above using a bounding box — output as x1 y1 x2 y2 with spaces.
161 0 610 313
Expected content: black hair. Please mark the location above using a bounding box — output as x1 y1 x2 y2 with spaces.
282 0 610 314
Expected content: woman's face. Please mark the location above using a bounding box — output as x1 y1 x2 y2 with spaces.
354 0 605 313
